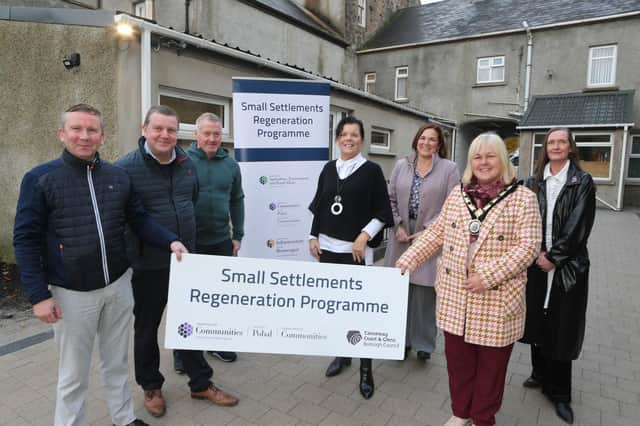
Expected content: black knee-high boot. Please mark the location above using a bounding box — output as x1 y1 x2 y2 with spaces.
359 358 374 399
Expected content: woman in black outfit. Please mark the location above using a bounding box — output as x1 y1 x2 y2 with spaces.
308 115 393 399
521 128 596 424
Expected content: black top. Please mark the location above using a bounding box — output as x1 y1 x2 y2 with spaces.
309 160 393 248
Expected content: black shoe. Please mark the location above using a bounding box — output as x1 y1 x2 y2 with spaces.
208 351 238 362
554 402 574 424
173 351 185 374
359 367 375 399
115 420 149 426
325 357 352 377
522 375 541 388
417 351 431 361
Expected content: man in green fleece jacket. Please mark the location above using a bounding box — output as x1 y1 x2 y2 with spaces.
185 112 244 364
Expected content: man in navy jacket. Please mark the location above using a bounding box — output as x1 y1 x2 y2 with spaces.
13 104 187 426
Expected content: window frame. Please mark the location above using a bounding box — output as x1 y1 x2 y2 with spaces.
158 87 230 141
476 55 505 84
364 72 376 94
357 0 366 28
627 135 640 181
370 127 391 151
587 44 617 88
394 66 409 102
531 131 614 181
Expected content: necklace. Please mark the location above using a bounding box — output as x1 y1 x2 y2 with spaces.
461 182 518 235
331 160 360 216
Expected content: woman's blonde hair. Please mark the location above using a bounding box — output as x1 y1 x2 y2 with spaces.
461 133 516 184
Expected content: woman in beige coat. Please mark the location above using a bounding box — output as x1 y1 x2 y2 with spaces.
383 123 459 361
396 133 541 426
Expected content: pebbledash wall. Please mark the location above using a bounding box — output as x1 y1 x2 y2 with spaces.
0 19 121 262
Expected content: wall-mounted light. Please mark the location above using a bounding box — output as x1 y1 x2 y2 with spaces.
116 22 135 50
116 22 134 38
63 53 81 70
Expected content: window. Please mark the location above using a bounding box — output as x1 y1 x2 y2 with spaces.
476 56 505 84
371 128 391 150
532 132 613 180
588 45 617 87
628 136 640 180
395 66 408 101
364 72 376 94
357 0 366 28
158 87 229 140
134 1 152 19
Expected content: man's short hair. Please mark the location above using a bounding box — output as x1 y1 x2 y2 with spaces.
61 103 104 131
143 105 179 127
195 112 221 130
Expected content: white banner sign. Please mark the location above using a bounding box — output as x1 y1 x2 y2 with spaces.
165 254 409 360
232 78 330 261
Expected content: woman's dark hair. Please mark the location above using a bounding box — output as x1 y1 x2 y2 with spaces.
411 123 448 158
335 115 365 140
532 127 582 191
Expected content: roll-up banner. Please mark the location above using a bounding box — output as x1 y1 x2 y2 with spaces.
232 78 330 261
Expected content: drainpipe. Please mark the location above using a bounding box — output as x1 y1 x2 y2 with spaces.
522 21 532 112
185 0 191 34
616 125 630 210
141 28 152 123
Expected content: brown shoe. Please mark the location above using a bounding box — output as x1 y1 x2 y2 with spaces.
143 389 166 417
191 384 238 407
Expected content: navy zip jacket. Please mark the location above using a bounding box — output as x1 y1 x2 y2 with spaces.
13 149 178 305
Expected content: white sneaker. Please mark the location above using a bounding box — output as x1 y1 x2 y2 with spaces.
444 415 472 426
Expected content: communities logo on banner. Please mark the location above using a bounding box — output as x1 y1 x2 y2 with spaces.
266 239 276 248
178 322 193 338
347 330 362 345
259 176 268 185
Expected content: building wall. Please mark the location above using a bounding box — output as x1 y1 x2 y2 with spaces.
358 17 640 206
0 20 119 262
152 0 355 85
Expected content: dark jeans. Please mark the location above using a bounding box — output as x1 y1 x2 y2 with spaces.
132 268 213 392
319 250 371 368
530 344 572 402
197 239 233 257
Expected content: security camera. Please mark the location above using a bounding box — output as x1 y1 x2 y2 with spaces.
63 53 81 70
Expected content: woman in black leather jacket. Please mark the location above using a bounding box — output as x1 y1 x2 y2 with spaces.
521 128 596 424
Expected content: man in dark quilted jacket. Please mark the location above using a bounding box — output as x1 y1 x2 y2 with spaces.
13 103 187 426
117 106 238 418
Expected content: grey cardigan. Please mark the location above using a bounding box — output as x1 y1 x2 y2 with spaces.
383 153 460 286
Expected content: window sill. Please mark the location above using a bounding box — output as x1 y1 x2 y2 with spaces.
368 149 397 157
583 85 619 92
394 98 410 104
472 82 507 88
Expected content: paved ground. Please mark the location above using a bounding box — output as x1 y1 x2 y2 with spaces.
1 208 639 426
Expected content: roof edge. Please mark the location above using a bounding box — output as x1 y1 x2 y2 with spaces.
517 123 635 130
358 10 640 54
236 0 347 47
0 5 114 27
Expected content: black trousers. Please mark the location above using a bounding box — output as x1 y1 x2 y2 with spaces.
132 268 213 392
530 344 572 402
319 250 371 369
197 239 233 257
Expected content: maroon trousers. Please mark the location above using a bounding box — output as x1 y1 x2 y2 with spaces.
444 332 514 426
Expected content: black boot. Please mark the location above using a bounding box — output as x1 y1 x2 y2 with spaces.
359 358 374 399
325 357 352 377
554 402 574 424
